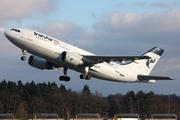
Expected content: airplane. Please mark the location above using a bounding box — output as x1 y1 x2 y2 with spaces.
4 28 173 83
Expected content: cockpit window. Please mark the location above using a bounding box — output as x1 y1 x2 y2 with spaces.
11 29 21 33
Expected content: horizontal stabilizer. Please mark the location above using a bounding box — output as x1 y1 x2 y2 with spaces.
138 75 174 81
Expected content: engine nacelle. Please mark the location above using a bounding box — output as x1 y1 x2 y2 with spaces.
60 51 84 67
28 55 53 70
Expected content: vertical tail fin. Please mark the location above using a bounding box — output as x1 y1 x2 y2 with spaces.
125 47 164 75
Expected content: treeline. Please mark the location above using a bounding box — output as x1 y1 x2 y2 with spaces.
0 80 179 119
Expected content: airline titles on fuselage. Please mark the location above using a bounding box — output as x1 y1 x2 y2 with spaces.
34 32 53 41
34 31 61 45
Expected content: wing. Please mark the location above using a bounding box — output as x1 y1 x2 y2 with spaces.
83 55 150 64
138 75 174 81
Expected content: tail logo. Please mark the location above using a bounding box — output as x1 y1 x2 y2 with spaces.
146 58 156 68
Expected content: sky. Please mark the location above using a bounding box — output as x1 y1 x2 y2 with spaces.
0 0 180 96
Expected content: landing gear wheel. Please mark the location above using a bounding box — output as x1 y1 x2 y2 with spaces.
86 75 91 80
59 76 65 81
80 74 91 80
21 56 26 61
65 76 70 82
80 74 86 79
59 76 70 82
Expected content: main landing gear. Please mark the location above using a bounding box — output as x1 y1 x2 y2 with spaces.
59 68 70 82
21 49 27 61
79 67 91 80
59 67 92 82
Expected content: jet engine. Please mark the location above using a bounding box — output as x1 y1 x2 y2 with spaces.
28 55 53 70
60 51 84 67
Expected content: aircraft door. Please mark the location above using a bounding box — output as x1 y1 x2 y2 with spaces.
119 66 125 77
28 31 34 41
27 31 36 47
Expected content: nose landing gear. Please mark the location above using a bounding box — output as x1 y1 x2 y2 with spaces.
21 50 27 61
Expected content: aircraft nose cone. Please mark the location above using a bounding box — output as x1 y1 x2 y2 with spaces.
4 30 13 40
4 30 14 42
4 31 9 38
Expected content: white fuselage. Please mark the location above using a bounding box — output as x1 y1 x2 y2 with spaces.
5 28 141 82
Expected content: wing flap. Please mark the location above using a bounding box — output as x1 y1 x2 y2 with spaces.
138 75 174 81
